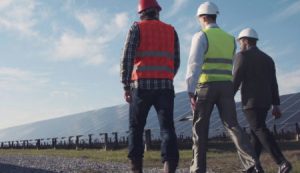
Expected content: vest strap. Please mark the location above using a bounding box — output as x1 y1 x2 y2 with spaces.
133 65 174 73
204 58 232 64
135 51 174 59
202 69 232 75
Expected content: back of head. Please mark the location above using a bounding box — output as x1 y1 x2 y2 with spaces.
140 8 159 20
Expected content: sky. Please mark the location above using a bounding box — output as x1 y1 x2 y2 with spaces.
0 0 299 129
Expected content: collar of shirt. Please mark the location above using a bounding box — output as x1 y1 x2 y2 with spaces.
245 45 258 51
141 17 159 20
204 23 219 29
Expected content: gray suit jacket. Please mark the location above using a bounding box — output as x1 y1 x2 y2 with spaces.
233 46 280 109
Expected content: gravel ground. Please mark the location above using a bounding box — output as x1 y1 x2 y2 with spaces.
0 155 194 173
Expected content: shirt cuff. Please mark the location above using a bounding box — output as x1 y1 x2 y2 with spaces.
187 84 196 94
123 85 130 91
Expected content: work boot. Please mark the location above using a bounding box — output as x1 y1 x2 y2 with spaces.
130 159 143 173
278 161 292 173
244 165 264 173
163 161 177 173
254 164 265 173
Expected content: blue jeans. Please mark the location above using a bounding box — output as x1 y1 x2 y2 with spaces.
128 89 179 163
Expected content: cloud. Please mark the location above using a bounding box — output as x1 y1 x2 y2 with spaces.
173 16 199 55
0 67 87 128
114 12 129 28
75 10 129 39
228 24 247 36
278 69 300 94
0 67 48 92
0 0 12 9
0 67 31 78
76 11 99 33
166 0 188 18
260 42 294 61
53 32 106 65
0 1 130 66
52 11 129 65
273 1 300 21
108 64 120 75
49 82 81 100
0 0 38 36
54 33 88 59
98 12 129 44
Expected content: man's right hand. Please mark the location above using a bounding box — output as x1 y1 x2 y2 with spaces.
189 92 196 111
124 90 132 103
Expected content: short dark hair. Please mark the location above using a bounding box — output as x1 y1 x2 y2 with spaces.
199 14 217 21
140 8 159 20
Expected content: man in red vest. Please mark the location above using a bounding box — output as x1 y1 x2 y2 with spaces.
120 0 180 172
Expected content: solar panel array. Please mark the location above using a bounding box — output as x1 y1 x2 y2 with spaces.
107 91 300 139
173 92 300 138
0 92 299 141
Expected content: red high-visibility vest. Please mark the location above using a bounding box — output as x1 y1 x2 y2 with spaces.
131 20 175 81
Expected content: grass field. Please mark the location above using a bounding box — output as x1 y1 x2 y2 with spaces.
0 148 299 173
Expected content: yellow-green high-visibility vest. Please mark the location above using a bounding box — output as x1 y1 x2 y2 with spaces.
199 28 235 84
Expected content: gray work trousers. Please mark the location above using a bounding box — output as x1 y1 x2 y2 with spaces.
190 81 258 173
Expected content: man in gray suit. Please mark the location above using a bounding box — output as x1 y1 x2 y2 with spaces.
233 28 292 173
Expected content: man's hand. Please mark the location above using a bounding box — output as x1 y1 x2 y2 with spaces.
189 92 196 111
272 105 282 119
124 90 132 103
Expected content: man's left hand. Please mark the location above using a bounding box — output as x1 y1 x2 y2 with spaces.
272 105 282 119
124 90 132 103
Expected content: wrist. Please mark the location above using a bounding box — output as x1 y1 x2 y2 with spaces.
272 105 280 108
123 85 130 91
188 92 195 98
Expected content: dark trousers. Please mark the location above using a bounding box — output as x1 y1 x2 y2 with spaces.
128 89 179 163
244 108 286 164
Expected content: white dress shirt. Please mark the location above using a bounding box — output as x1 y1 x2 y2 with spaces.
185 23 219 94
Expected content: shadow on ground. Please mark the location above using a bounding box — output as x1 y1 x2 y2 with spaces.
0 163 56 173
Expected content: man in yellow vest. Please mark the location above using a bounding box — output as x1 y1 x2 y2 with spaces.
185 2 263 173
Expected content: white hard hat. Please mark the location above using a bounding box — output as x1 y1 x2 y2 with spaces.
197 1 219 16
237 28 259 40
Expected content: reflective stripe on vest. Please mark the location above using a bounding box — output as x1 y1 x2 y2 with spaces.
199 28 235 83
133 66 174 73
131 20 175 80
135 51 174 60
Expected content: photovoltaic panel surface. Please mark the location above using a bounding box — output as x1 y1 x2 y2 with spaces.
0 92 299 142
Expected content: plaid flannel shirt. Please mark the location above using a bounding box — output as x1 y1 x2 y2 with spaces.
120 20 180 91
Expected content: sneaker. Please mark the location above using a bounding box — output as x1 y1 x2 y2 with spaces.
278 161 292 173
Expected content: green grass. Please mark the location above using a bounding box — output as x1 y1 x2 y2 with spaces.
0 149 299 173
